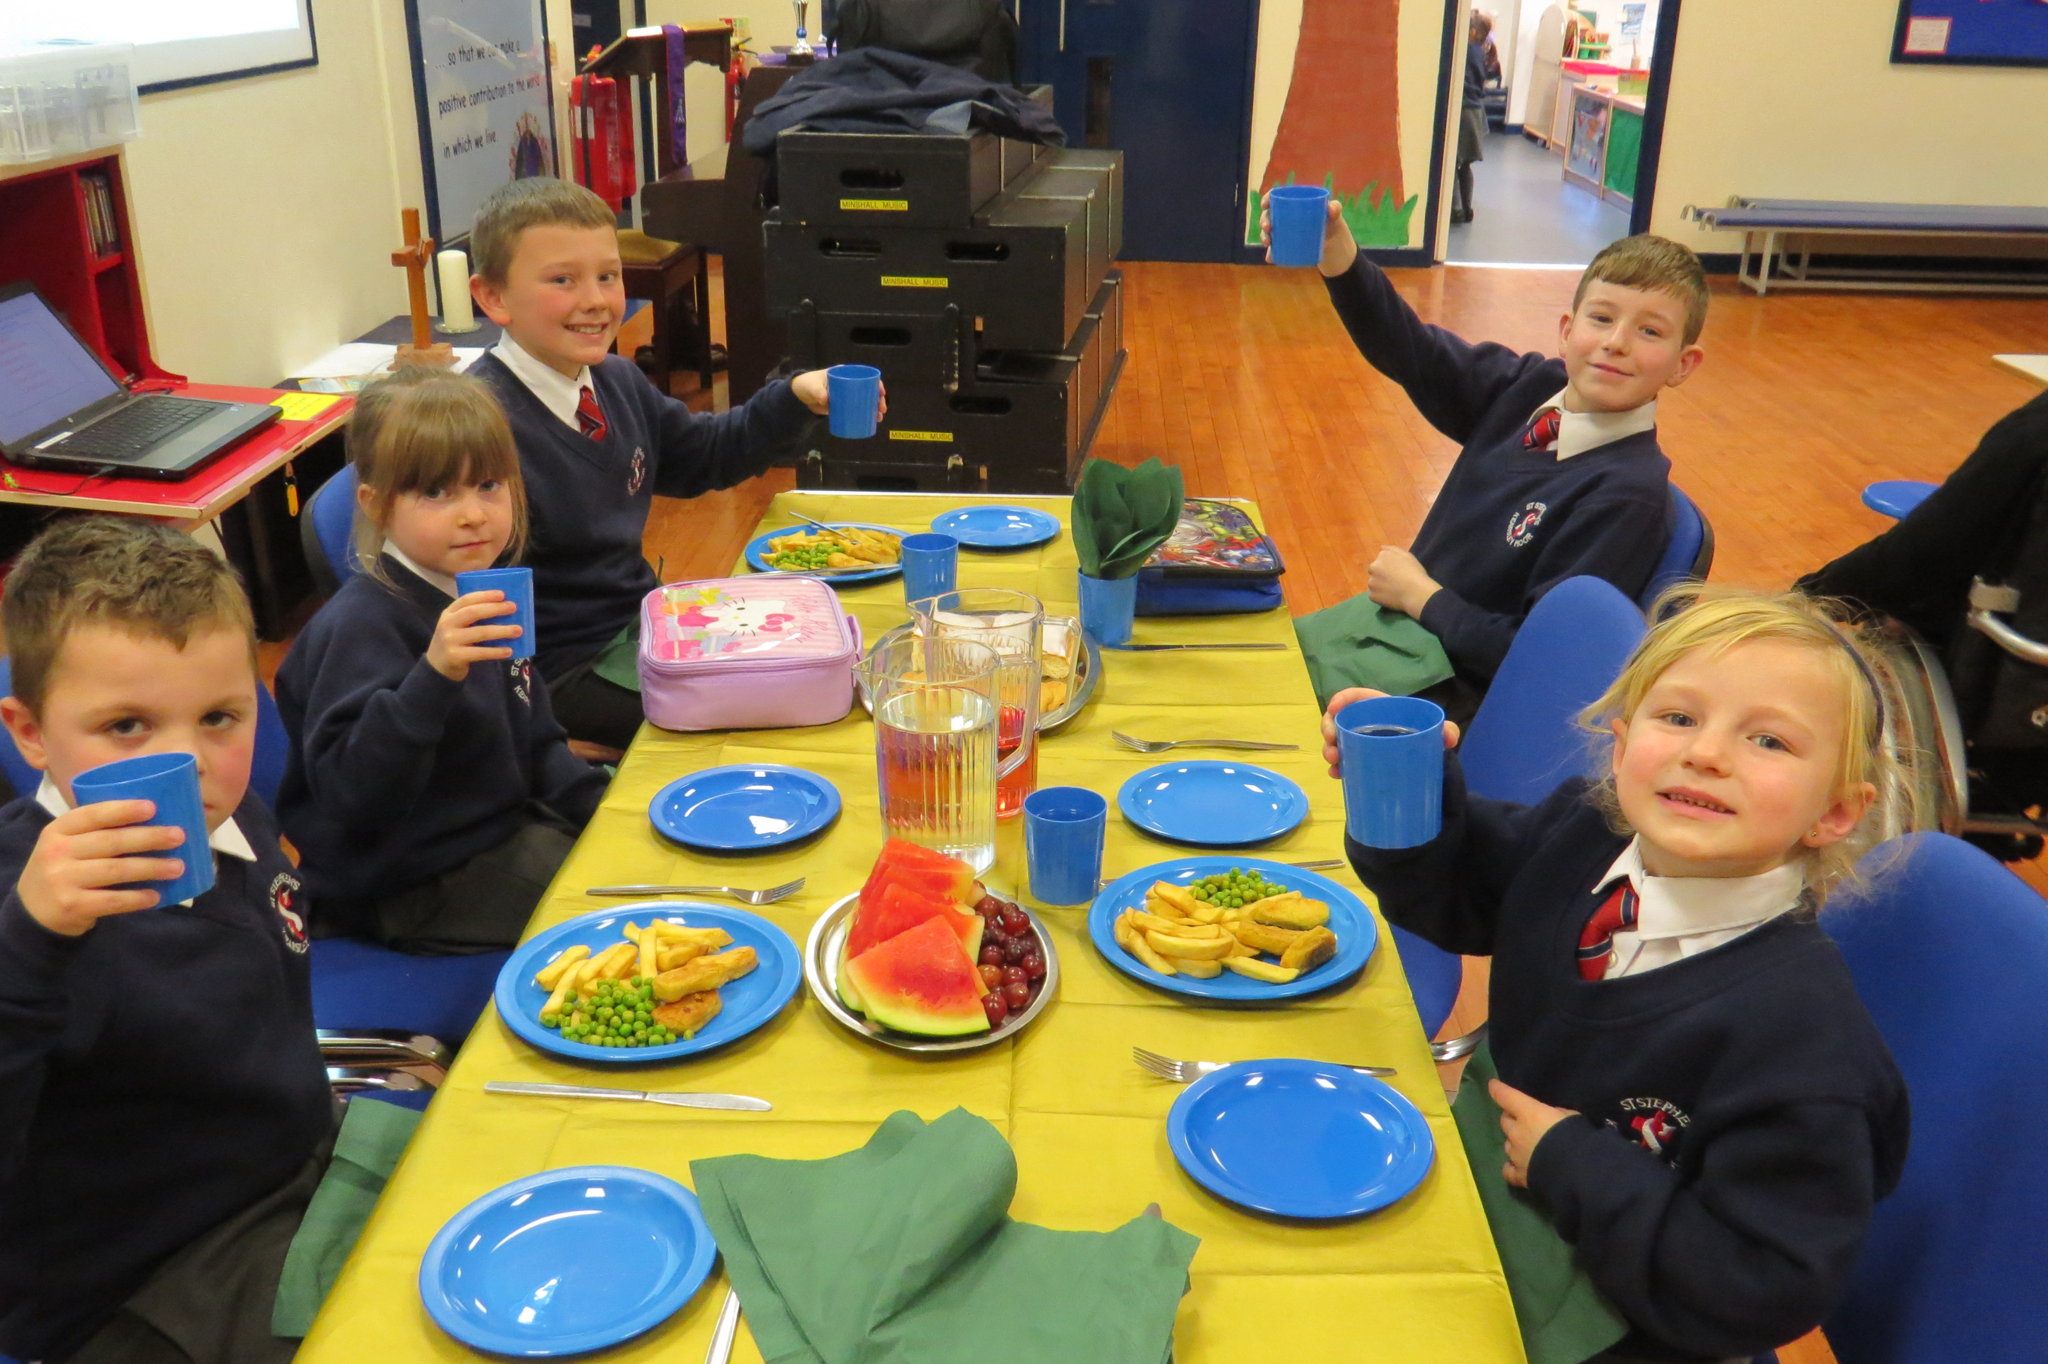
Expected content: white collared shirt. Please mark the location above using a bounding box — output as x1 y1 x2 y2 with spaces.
1529 388 1658 461
491 334 592 432
36 775 255 908
384 543 457 598
1592 836 1805 979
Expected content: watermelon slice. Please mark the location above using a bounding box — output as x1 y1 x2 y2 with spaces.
843 913 992 1036
858 839 977 913
846 882 984 962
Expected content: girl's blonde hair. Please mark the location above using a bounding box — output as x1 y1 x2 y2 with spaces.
1579 585 1929 904
347 367 529 582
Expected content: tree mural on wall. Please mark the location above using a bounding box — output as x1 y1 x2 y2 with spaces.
1253 0 1418 247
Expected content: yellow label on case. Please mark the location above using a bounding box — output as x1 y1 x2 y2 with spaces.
889 430 954 442
880 275 949 288
841 198 909 211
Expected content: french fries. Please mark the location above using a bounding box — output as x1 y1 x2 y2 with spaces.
532 919 760 1045
1111 880 1341 986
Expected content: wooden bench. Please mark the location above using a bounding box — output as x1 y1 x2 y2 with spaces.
1683 198 2048 296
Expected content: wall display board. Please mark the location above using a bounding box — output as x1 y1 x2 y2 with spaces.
1893 0 2048 66
405 0 556 247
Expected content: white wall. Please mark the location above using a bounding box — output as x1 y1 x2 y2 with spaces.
1649 0 2045 245
1507 0 1555 125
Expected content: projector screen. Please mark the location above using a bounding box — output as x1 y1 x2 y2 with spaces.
0 1 318 94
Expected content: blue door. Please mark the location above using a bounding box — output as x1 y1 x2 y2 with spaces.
1019 0 1261 263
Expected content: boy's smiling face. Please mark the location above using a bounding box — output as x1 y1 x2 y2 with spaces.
473 223 625 379
0 624 257 832
1557 281 1704 414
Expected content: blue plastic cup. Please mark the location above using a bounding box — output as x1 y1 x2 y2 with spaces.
70 752 214 906
1077 571 1137 647
826 364 882 439
1267 185 1332 268
455 566 535 661
900 532 959 602
1024 786 1108 906
1335 695 1446 849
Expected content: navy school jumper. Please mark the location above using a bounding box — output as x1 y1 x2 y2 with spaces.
1324 256 1671 680
1347 762 1909 1361
0 793 332 1360
471 352 817 683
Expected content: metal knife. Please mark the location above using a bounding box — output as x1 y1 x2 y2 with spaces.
484 1081 771 1111
703 1286 742 1364
1110 642 1287 651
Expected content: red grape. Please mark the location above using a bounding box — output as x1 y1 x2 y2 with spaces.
976 894 1004 915
1002 936 1030 963
979 945 1004 967
979 964 1004 989
1002 965 1028 987
983 993 1009 1026
999 908 1031 936
1020 951 1045 980
1003 981 1031 1008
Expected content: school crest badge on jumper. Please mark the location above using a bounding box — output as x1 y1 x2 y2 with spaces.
1607 1095 1691 1164
271 872 309 954
627 446 648 497
509 657 533 707
1506 501 1547 548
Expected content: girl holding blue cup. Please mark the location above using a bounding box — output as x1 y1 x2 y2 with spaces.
274 369 611 952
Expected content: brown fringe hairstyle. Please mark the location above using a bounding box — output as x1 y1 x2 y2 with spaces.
3 515 255 714
468 176 616 284
1573 234 1711 344
348 367 528 583
1578 585 1930 905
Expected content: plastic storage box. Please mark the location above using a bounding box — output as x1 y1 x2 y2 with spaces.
0 41 140 165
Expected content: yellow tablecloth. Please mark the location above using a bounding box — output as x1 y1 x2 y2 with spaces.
299 491 1524 1362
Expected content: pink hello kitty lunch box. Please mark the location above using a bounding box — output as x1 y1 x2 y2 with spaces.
637 576 863 731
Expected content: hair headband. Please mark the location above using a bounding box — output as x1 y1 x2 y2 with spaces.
1824 620 1887 742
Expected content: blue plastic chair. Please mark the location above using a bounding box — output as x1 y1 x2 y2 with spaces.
1812 833 2048 1364
1640 483 1715 610
300 462 361 595
1861 478 1936 521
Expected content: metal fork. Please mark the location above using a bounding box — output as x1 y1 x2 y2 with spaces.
1113 730 1300 754
1133 1045 1396 1080
584 877 805 905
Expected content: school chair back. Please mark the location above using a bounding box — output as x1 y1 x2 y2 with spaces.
0 658 289 807
1816 832 2048 1364
301 462 362 596
1460 575 1647 806
1641 484 1715 611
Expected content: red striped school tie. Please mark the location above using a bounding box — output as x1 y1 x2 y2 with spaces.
576 385 608 442
1524 407 1562 451
1576 881 1639 980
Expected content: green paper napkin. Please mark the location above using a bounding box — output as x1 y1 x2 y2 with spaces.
691 1109 1198 1364
271 1098 423 1337
590 622 645 692
1452 1044 1630 1364
1073 459 1184 580
1293 593 1455 709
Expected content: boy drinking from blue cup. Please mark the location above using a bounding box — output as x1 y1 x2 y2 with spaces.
0 516 332 1362
1323 588 1915 1361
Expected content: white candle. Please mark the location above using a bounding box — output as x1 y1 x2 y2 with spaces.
437 248 475 331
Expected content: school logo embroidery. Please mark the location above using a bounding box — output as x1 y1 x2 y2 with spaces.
1609 1096 1691 1163
627 446 648 497
271 872 309 954
1506 501 1548 548
509 657 533 707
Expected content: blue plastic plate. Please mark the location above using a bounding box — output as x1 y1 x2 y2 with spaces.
744 522 902 583
495 905 800 1063
649 764 840 850
929 504 1062 549
1117 760 1309 846
1168 1060 1435 1218
420 1164 717 1356
1088 856 1375 1001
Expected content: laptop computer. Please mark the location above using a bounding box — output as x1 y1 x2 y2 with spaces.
0 281 281 481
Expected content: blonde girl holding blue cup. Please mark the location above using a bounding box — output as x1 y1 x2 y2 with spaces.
1324 587 1918 1361
275 368 609 952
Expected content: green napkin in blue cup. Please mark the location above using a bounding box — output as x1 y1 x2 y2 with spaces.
691 1108 1198 1364
1074 458 1185 580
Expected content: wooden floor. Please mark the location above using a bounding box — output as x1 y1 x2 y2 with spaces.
642 266 2048 1364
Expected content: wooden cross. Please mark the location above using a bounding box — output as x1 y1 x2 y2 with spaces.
390 207 454 369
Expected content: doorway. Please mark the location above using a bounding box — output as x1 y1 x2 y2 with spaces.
1018 0 1262 263
1439 0 1675 266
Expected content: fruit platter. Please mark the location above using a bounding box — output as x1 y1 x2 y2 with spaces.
805 840 1059 1052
